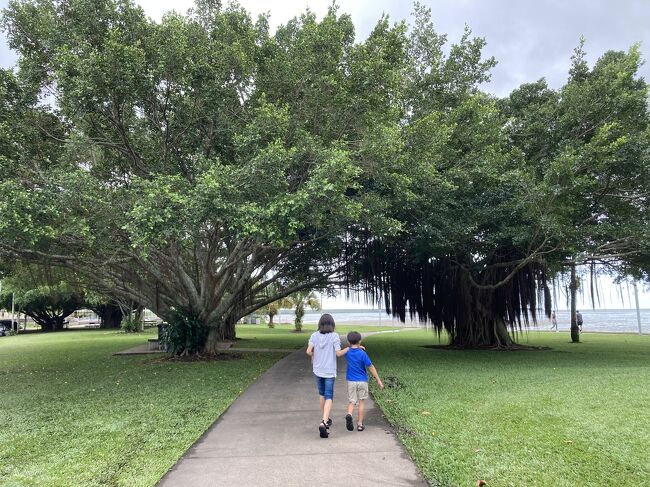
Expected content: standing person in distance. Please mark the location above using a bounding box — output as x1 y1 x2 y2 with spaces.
577 310 583 332
551 311 558 331
306 313 351 438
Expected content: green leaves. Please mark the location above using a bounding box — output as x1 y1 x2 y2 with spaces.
1 1 648 344
503 41 650 275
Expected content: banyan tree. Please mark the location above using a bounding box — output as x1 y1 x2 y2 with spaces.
344 33 650 348
345 241 551 348
1 1 648 352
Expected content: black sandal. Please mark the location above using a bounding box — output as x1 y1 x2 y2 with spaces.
319 421 329 438
345 414 354 431
357 424 365 432
326 417 333 429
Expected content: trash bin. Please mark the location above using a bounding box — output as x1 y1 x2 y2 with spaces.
157 323 168 352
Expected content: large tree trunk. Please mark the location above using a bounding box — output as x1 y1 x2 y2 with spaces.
133 305 145 332
97 303 124 329
204 327 221 354
142 249 324 354
569 263 580 343
202 316 238 354
444 269 518 348
448 312 515 348
36 315 66 331
220 316 237 341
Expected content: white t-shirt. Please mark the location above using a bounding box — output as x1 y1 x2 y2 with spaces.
309 331 341 378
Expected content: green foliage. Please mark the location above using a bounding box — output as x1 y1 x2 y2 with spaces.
0 276 84 331
351 35 649 347
0 0 648 348
259 283 293 328
0 0 384 342
120 314 143 333
287 289 321 332
502 43 650 276
161 309 209 356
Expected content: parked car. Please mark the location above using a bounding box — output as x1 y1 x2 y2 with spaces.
0 319 18 336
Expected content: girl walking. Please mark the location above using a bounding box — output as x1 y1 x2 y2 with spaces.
306 313 350 438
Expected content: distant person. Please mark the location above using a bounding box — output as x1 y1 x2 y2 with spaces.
306 314 351 438
344 331 384 432
551 311 558 331
577 311 583 332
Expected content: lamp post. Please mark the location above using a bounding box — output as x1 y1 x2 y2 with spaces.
633 281 642 335
11 292 16 332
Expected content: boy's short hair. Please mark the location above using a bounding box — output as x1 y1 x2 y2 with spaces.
318 313 336 334
347 331 362 344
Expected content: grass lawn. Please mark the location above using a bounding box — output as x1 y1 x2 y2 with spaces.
362 330 650 487
0 329 286 487
4 325 645 487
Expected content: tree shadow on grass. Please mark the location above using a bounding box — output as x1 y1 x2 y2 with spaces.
422 344 552 352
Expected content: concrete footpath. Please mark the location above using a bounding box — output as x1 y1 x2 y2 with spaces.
157 336 428 486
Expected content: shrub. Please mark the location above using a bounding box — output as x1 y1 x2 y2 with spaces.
160 309 208 356
120 315 143 333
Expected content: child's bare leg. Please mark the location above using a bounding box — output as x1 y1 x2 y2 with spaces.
320 395 325 414
347 402 355 415
357 399 365 425
322 399 333 423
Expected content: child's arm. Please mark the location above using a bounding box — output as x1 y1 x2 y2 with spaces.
368 364 384 390
336 347 349 357
334 334 347 357
306 343 314 357
336 344 366 356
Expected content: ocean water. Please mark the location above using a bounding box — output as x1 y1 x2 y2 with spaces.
276 308 650 334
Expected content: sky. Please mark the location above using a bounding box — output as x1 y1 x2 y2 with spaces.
320 275 650 310
2 0 649 95
1 0 649 308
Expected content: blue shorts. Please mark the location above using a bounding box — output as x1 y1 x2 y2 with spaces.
315 375 335 400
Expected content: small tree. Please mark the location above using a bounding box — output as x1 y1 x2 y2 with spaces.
266 302 279 328
263 294 292 328
120 304 145 333
288 290 321 332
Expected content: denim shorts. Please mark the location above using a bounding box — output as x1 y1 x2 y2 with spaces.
315 375 335 400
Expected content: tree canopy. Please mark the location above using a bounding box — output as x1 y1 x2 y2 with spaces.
1 0 648 350
0 268 84 331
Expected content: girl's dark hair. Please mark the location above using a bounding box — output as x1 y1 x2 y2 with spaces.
318 313 336 334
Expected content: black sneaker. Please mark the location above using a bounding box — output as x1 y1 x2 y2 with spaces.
326 418 333 429
345 414 354 431
319 421 329 438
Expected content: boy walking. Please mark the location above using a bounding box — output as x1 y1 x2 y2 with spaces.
344 331 384 432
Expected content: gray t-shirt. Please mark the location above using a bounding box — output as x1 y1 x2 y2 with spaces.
309 331 341 378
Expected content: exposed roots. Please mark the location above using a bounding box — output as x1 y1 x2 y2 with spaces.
424 343 552 352
157 352 243 362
